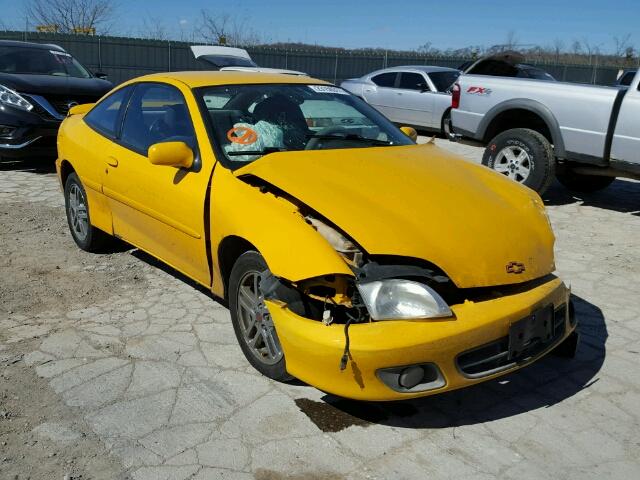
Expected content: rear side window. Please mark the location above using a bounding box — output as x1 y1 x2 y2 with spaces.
120 83 196 155
371 72 397 87
84 87 131 138
620 72 634 86
398 72 427 91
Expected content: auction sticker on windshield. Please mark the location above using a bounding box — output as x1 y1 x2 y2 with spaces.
308 85 349 95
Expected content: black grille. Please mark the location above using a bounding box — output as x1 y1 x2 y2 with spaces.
47 95 97 115
457 304 567 378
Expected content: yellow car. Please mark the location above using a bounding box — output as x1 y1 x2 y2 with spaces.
56 71 578 401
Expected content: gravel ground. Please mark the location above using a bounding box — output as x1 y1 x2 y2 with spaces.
1 139 639 480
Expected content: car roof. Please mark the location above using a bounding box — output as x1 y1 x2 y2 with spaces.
368 65 460 76
0 39 65 51
126 70 328 88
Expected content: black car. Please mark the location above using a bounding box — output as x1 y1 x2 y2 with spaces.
0 40 112 159
459 52 556 81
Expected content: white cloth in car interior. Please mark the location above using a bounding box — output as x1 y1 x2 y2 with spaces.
224 121 285 162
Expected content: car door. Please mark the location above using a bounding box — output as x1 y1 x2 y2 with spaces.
392 72 435 127
611 80 640 166
362 72 399 120
101 82 213 285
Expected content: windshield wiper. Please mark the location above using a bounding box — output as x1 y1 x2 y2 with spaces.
226 147 288 157
306 133 393 146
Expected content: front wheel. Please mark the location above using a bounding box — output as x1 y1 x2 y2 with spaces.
228 251 291 381
556 168 615 193
64 172 111 252
482 128 555 194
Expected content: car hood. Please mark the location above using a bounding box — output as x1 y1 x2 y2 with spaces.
235 144 556 288
0 72 112 97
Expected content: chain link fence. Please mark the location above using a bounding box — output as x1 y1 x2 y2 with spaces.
0 30 626 86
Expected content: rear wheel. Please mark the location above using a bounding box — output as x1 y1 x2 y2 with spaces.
482 128 555 194
64 173 111 252
556 168 615 193
441 110 453 138
228 251 291 381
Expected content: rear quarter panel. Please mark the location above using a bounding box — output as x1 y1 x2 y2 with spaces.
454 75 619 158
57 114 114 234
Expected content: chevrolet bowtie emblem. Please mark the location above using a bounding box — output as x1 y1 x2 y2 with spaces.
506 262 526 274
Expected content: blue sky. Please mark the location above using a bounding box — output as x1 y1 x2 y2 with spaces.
4 0 638 52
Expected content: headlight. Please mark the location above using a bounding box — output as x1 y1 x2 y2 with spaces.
0 85 33 112
357 279 452 320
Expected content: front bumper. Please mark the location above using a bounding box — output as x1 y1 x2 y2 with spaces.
268 276 573 401
0 105 60 158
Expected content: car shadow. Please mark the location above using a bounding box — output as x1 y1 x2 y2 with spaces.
0 156 57 174
298 293 606 431
129 248 228 307
543 178 640 216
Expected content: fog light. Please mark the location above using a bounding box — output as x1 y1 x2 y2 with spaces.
377 363 445 393
399 366 424 389
0 125 16 137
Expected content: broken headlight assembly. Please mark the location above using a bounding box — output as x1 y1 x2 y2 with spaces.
356 279 452 320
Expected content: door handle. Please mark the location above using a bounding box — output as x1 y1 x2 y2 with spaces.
106 156 119 167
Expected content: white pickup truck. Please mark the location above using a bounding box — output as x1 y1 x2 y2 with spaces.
451 55 640 193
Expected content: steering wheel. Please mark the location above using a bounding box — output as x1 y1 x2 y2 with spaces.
149 118 169 144
305 126 351 150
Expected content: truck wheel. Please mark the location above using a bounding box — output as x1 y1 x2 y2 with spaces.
441 109 453 138
556 169 615 193
228 251 292 382
64 173 111 252
483 128 555 194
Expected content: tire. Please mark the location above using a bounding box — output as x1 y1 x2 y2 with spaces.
64 172 111 252
228 251 292 382
556 168 615 193
441 109 452 138
482 128 556 194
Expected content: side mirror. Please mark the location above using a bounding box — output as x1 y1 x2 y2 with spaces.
400 126 418 142
94 71 108 80
148 141 194 169
418 83 430 92
68 103 95 116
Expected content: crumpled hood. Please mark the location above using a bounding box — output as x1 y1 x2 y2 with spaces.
235 144 555 288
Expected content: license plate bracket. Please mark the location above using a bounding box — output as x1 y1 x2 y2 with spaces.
509 306 554 360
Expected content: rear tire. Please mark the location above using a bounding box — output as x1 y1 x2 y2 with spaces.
482 128 555 194
556 168 615 193
64 172 111 252
441 110 453 138
228 251 292 382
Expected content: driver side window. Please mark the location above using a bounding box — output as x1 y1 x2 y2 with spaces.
120 83 196 155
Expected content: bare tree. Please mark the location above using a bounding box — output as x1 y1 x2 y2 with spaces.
505 30 519 50
140 15 169 40
27 0 117 34
197 9 261 46
613 33 632 57
552 38 565 63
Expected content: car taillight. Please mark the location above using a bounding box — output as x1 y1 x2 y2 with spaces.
452 83 460 109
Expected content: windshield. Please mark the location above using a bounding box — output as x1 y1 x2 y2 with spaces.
0 46 92 78
197 83 413 167
518 66 555 81
198 55 258 69
429 71 460 92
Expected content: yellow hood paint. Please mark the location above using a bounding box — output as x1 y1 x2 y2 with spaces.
236 143 555 288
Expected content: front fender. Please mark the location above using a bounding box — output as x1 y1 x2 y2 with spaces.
209 166 352 296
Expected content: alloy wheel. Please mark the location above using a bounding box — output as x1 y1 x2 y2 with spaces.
236 270 283 365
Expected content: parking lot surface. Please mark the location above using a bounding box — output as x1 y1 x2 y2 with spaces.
1 138 639 480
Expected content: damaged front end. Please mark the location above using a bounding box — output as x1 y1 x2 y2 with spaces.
259 212 461 376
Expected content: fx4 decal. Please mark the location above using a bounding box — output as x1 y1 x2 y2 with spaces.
467 86 492 95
